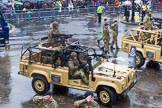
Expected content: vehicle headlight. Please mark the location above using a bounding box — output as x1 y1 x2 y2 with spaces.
122 81 126 89
131 71 135 79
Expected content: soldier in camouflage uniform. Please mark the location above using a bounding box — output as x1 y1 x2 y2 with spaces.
68 52 88 85
33 94 58 108
48 21 60 47
74 91 100 108
143 10 153 30
102 23 110 55
110 20 119 49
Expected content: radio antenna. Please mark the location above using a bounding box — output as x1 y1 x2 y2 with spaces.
113 63 116 77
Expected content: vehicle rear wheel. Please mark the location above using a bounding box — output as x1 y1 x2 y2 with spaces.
32 76 50 94
97 87 117 107
136 52 145 68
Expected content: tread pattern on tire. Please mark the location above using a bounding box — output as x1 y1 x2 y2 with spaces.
136 52 145 68
32 76 50 95
97 87 117 107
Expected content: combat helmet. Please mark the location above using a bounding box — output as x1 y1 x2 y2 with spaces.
70 52 77 58
52 21 59 28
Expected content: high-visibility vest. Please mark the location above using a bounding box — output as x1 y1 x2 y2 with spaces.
97 6 103 14
142 5 146 11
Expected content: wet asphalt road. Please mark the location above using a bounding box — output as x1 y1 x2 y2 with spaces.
0 13 162 108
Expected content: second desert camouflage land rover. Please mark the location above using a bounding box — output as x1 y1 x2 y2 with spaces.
19 38 137 107
121 26 162 68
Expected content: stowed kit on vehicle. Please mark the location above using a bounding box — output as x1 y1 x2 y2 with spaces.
19 37 137 107
121 26 162 68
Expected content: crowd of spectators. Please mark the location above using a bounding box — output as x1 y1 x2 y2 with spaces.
1 0 97 13
0 0 161 14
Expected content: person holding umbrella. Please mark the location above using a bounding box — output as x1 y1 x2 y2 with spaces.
123 0 132 22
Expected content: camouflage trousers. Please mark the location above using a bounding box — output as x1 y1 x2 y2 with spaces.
111 35 118 48
73 70 88 85
48 37 59 47
103 39 109 53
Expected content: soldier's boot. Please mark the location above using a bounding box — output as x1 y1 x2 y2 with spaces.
110 46 115 49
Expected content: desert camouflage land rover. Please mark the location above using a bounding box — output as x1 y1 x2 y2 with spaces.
121 26 162 68
19 37 137 107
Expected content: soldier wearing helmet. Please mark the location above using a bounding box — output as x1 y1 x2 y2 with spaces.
68 52 88 85
143 9 153 30
48 21 60 47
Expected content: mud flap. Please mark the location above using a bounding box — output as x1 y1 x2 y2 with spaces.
121 79 137 96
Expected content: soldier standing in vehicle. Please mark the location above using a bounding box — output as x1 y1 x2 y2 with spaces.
48 21 60 47
143 10 153 30
33 92 58 108
102 23 110 55
110 20 119 49
68 52 88 85
74 91 100 108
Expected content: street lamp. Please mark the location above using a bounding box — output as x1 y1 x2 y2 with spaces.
131 0 135 22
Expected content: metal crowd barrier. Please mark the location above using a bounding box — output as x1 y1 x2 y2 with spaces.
3 4 160 21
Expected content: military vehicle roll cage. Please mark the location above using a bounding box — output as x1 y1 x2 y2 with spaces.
121 26 162 68
122 26 162 46
20 37 108 81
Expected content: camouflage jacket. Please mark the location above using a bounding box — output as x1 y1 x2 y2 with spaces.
48 29 60 39
110 23 118 36
143 14 152 30
103 28 110 41
33 96 58 108
74 99 100 108
68 58 79 72
48 29 60 46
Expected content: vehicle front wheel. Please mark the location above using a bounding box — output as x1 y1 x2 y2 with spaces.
32 76 50 94
97 87 117 107
136 52 145 68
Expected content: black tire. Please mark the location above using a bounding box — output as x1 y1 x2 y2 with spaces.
97 87 117 107
136 52 145 68
32 76 50 95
